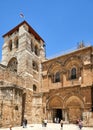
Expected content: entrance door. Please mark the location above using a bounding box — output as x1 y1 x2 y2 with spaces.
68 107 82 123
53 109 62 123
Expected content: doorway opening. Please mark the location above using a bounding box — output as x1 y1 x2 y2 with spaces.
53 109 62 123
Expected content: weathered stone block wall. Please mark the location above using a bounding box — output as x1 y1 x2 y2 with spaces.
0 87 23 127
31 95 43 123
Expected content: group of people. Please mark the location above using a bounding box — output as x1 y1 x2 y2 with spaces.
42 117 83 129
9 117 83 129
60 118 83 129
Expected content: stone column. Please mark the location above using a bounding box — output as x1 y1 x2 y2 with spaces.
64 109 68 122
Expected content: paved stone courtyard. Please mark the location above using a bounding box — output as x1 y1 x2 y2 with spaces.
0 123 93 130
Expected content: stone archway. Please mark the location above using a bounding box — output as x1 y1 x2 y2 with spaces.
46 96 63 123
65 96 84 123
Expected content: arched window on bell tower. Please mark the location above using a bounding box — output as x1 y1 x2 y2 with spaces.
33 84 37 92
32 61 38 71
7 57 18 73
31 40 34 52
9 40 12 51
14 37 19 49
35 45 38 55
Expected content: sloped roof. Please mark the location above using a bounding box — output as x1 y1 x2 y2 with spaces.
3 20 44 42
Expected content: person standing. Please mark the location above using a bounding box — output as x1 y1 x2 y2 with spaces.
23 119 25 128
44 118 47 127
78 120 83 129
23 118 27 128
9 125 12 130
60 119 63 128
25 118 27 127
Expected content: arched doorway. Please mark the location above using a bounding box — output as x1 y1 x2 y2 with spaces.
52 108 62 123
46 96 63 123
65 96 84 123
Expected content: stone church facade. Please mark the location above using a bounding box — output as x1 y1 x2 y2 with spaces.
0 21 93 127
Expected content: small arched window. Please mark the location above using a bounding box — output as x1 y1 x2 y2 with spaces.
71 67 76 79
33 84 37 92
31 40 34 52
9 40 12 51
32 61 38 71
15 105 18 110
55 72 60 82
15 38 19 48
35 45 38 55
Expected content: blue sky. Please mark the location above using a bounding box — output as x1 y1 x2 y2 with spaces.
0 0 93 60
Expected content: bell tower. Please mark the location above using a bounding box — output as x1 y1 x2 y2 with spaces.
1 21 46 124
2 21 46 91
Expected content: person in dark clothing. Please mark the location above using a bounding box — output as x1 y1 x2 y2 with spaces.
44 118 47 127
25 118 27 127
23 118 27 128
